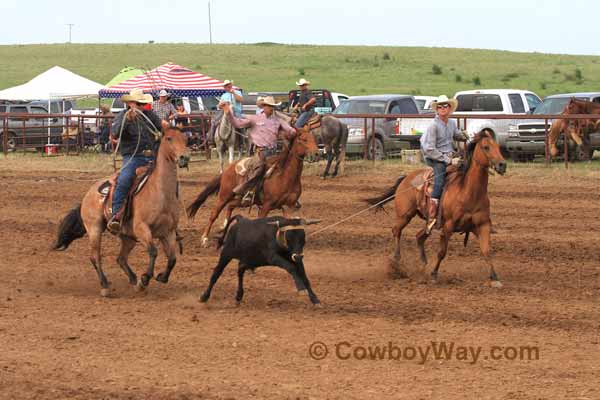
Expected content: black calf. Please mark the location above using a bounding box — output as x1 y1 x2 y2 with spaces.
199 215 321 305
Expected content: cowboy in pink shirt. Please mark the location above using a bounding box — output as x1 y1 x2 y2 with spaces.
224 96 296 197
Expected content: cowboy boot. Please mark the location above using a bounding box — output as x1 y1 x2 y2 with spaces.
107 208 124 234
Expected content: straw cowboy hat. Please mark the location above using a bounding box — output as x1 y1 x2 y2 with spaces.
256 96 265 107
121 88 153 104
296 78 310 86
260 96 281 107
223 80 234 86
431 95 458 113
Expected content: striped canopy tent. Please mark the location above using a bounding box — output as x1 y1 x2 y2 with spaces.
98 62 233 98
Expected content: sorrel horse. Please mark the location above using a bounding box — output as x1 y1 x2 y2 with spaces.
187 126 319 247
276 111 348 178
52 128 191 296
365 129 507 286
549 98 600 158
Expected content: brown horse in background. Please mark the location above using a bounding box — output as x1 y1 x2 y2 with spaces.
187 126 319 247
365 129 506 286
549 98 600 158
52 128 191 296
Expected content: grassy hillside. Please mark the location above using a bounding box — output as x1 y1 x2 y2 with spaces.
1 43 600 97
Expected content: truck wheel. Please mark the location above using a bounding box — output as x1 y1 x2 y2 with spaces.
0 132 16 152
367 137 385 160
510 152 525 163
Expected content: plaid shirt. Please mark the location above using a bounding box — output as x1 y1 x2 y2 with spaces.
152 100 176 121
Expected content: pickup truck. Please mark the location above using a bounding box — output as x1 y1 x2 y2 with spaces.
288 89 349 115
332 94 423 159
0 102 63 151
506 92 600 161
453 89 543 155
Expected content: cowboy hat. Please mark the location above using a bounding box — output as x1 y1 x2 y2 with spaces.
223 80 234 86
256 96 265 107
158 89 169 97
260 96 281 107
295 78 311 86
430 95 458 113
121 88 153 104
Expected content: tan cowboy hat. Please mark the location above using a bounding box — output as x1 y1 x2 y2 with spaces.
121 88 152 104
261 96 281 107
256 96 265 107
295 78 311 86
431 95 458 113
223 79 234 86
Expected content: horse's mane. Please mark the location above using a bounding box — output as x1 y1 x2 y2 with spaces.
446 130 488 187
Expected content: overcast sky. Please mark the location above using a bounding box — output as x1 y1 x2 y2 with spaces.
1 0 598 55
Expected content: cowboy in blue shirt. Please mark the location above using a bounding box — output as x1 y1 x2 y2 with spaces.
420 95 467 232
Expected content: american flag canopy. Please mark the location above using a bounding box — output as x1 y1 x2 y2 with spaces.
99 62 234 98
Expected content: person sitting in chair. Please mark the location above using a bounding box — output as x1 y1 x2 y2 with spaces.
107 89 168 233
294 78 316 128
420 95 467 233
223 96 296 200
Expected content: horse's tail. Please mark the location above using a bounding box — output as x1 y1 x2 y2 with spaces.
364 176 406 209
187 175 222 219
52 204 87 251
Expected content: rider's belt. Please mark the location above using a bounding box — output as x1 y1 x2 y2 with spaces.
142 149 153 157
256 146 277 157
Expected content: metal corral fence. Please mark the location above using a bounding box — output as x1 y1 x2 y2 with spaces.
1 112 598 169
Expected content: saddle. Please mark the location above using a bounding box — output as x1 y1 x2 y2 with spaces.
98 163 155 223
412 165 460 221
290 113 321 130
307 114 322 130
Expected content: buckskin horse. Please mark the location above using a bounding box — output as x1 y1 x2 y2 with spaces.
365 129 506 286
186 126 318 247
549 98 600 159
52 128 191 296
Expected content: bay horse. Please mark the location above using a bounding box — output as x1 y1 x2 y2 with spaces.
215 111 237 173
52 128 191 296
549 98 600 158
276 111 348 178
365 129 507 286
186 126 319 247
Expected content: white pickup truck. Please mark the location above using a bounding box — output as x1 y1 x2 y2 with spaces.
397 89 543 155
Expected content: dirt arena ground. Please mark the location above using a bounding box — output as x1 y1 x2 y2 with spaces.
1 156 599 399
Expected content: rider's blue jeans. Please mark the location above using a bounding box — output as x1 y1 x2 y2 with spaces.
425 158 447 200
112 155 154 215
295 110 314 128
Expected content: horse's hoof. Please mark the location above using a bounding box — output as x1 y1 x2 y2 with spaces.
297 289 308 296
100 288 110 297
201 237 210 248
135 281 146 292
141 274 152 287
156 273 168 283
490 280 503 288
312 301 322 307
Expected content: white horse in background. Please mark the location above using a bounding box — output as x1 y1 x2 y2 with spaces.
214 111 236 173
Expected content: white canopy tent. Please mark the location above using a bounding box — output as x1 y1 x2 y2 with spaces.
0 66 105 144
0 65 104 101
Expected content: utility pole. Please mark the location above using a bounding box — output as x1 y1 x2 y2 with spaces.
208 1 213 44
66 23 74 43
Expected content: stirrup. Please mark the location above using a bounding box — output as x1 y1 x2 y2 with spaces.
107 217 121 235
